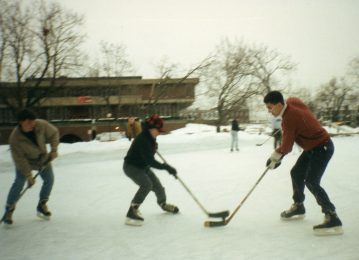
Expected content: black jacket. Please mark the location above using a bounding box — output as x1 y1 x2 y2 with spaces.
124 129 165 169
231 120 239 131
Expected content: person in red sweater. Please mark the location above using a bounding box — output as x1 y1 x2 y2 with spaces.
263 91 343 236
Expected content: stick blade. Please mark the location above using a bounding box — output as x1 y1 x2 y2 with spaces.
208 210 230 219
204 220 227 227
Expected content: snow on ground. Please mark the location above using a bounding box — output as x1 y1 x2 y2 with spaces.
0 124 358 260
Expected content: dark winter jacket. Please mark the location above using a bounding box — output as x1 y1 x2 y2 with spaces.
231 119 240 131
124 129 165 169
277 97 330 155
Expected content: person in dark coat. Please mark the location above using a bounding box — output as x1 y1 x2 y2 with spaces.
230 118 240 152
123 114 178 226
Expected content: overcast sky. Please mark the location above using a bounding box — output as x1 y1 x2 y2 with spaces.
28 0 359 88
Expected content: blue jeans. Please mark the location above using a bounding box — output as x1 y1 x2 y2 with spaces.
290 139 335 214
6 165 54 206
231 130 239 150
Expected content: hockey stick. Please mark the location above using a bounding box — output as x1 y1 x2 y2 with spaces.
204 166 270 227
256 129 280 146
18 168 46 200
0 160 50 224
156 151 229 219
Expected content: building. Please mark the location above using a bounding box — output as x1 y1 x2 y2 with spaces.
0 76 199 144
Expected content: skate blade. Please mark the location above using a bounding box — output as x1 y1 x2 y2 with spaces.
314 226 344 236
37 212 51 221
280 214 305 221
125 218 143 226
2 222 13 229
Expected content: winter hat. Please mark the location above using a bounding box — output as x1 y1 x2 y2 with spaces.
145 114 165 132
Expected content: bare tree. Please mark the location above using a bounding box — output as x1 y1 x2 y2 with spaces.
248 45 296 93
37 1 85 78
314 78 354 122
203 39 258 132
347 56 359 84
0 0 11 81
95 41 134 77
0 0 85 116
144 58 179 115
0 1 37 111
345 57 359 126
143 57 210 117
201 39 296 132
86 41 135 116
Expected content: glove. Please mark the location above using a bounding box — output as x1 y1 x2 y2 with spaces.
266 151 283 169
49 151 58 161
26 174 35 187
163 163 177 177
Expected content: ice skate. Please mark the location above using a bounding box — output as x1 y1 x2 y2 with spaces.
1 205 15 227
160 203 179 214
313 212 343 236
37 200 51 220
125 203 144 226
280 203 305 220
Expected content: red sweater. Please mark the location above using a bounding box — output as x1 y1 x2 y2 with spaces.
276 97 330 155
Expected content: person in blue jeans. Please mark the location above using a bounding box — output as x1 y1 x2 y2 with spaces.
1 109 59 226
264 91 342 236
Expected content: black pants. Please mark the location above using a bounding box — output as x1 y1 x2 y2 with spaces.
123 162 166 205
290 139 336 214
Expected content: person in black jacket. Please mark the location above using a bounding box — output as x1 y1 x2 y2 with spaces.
123 114 178 226
230 118 240 152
